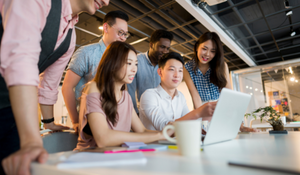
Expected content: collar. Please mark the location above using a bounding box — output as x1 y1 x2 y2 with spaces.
98 39 107 50
62 0 79 25
157 84 179 99
145 51 153 66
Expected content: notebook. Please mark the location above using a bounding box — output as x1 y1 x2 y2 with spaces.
57 152 147 169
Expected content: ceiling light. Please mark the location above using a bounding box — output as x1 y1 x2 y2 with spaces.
249 87 252 89
191 0 227 6
129 37 148 45
246 86 248 89
291 31 296 37
296 80 298 83
261 90 263 93
290 77 295 81
250 93 253 95
99 26 103 30
255 88 258 91
289 67 293 74
286 10 293 16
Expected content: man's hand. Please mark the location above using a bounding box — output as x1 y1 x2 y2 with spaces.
2 143 48 175
44 122 70 131
197 101 217 121
72 123 79 134
240 124 260 132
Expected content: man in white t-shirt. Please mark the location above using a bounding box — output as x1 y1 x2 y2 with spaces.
139 52 217 130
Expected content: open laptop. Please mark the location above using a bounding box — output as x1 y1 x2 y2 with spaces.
202 88 251 146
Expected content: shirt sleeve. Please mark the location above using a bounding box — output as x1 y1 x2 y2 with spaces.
85 94 105 116
0 0 48 87
67 46 89 77
181 95 190 117
140 90 173 131
38 30 76 105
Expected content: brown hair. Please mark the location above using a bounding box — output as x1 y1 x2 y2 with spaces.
93 41 137 126
193 32 226 90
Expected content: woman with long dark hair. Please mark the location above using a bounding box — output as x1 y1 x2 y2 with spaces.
184 32 231 109
75 41 169 150
184 32 257 132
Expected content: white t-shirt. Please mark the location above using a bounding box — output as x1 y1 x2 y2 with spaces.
139 85 190 131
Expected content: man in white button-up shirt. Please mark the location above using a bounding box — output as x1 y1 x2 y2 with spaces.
139 52 217 131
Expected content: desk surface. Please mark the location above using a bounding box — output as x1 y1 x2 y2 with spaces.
252 122 300 129
32 132 300 175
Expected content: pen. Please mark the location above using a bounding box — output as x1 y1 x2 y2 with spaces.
168 146 203 151
168 145 178 149
104 148 155 154
228 161 300 174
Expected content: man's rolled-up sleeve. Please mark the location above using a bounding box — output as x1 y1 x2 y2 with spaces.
0 0 48 87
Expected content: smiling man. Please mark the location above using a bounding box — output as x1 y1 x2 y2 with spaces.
127 29 174 115
0 0 109 174
62 10 129 132
139 52 217 130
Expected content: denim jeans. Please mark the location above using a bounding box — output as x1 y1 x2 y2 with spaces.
0 107 20 175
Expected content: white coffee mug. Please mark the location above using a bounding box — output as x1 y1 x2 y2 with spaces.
163 120 201 157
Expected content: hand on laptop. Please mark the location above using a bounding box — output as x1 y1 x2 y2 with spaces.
240 123 260 132
197 101 217 121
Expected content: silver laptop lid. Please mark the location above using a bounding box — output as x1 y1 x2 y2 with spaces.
203 88 251 146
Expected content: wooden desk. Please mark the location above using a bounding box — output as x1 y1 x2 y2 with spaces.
32 132 300 175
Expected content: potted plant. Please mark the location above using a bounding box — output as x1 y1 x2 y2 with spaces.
245 106 284 131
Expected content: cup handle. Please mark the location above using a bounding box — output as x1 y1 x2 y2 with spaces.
162 125 177 143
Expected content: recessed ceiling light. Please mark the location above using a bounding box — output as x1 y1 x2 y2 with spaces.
250 93 253 95
249 87 252 89
255 88 258 91
290 77 295 81
296 80 298 83
99 26 103 30
246 86 248 89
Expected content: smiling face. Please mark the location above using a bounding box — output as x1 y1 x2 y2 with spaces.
197 39 216 65
117 50 138 84
149 38 171 60
85 0 110 15
158 59 183 90
104 18 128 44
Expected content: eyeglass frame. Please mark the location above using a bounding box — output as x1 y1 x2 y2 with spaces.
107 22 130 39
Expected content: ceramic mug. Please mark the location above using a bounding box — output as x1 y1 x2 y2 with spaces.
163 120 201 157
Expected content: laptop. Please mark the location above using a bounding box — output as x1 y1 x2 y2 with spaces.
158 88 251 145
202 88 251 146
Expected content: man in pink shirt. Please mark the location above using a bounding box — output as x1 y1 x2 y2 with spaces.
0 0 109 174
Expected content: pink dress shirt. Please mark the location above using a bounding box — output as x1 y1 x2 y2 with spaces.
0 0 78 105
75 91 133 150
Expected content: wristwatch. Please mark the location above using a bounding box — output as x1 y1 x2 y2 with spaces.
41 117 54 124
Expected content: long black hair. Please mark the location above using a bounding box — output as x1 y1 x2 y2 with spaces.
193 32 226 90
93 41 137 126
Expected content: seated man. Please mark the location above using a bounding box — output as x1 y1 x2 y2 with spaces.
139 52 217 131
139 52 257 132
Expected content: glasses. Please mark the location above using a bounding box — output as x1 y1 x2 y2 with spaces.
108 23 130 39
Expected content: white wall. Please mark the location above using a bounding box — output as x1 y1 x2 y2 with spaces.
238 72 265 126
53 86 72 127
177 81 194 111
